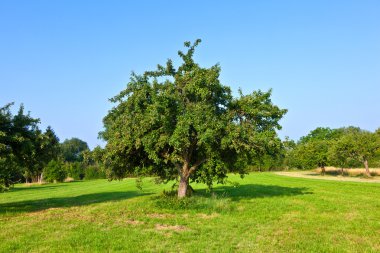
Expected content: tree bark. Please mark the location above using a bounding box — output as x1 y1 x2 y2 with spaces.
364 160 370 177
178 175 189 198
321 165 325 176
176 157 206 198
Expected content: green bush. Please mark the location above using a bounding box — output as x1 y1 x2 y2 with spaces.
84 165 106 180
43 160 67 183
65 162 85 180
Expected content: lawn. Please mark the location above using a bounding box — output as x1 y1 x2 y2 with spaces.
0 173 379 252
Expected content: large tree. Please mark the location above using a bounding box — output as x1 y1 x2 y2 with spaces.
101 40 287 197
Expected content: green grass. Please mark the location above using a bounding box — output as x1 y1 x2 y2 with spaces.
1 173 379 252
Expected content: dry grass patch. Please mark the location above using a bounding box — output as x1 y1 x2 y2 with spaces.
315 167 380 177
155 224 188 232
146 213 175 219
197 213 220 219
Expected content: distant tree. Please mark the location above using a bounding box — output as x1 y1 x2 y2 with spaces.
61 138 89 162
289 127 341 172
282 136 297 169
0 103 40 188
328 133 358 175
43 160 67 183
349 131 380 176
101 40 287 197
296 140 330 174
299 127 340 144
82 146 106 180
34 126 60 182
64 162 85 180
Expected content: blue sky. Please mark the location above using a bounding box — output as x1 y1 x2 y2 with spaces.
1 0 379 148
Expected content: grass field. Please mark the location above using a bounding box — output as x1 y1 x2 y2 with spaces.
1 173 379 252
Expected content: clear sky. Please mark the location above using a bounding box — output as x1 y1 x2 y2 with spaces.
1 0 379 149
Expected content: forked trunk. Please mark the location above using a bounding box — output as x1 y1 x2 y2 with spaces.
364 160 370 177
178 176 189 198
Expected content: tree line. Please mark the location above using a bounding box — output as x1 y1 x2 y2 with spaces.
250 127 380 176
0 103 105 191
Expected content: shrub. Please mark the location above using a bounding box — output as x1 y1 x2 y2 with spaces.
84 165 106 180
43 160 67 183
65 162 85 180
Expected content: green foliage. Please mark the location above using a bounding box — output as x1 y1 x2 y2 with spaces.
287 127 341 170
298 127 341 144
287 126 380 173
0 102 62 187
329 129 380 172
101 40 286 196
43 160 67 183
61 138 89 162
84 165 106 180
65 162 85 180
0 155 21 192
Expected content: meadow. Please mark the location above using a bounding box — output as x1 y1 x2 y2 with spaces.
1 173 379 252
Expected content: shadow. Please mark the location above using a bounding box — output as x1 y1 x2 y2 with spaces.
0 191 152 214
195 184 312 201
153 184 312 212
10 184 69 192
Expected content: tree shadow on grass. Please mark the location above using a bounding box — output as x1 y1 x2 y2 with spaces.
195 184 312 201
0 191 152 214
154 184 312 212
10 184 69 192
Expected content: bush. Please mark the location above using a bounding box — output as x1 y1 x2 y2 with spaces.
84 165 106 180
43 160 67 183
65 162 85 180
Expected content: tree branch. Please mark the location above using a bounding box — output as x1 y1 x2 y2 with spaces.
188 158 207 175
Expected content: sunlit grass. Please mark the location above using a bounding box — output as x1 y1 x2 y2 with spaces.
0 173 379 252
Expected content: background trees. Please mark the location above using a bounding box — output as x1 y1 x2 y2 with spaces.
0 103 40 190
287 126 380 175
328 130 380 176
101 40 287 197
61 138 89 163
0 103 103 191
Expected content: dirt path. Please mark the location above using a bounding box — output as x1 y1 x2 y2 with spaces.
274 171 380 183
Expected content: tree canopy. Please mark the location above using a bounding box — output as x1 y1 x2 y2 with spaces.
101 40 287 197
61 138 89 162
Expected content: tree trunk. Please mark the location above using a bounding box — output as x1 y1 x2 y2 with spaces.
364 160 370 177
341 167 344 176
178 176 189 198
321 165 325 176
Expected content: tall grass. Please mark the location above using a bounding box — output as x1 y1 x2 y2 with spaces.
315 167 380 177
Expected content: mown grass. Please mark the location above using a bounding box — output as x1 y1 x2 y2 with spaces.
0 173 379 252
